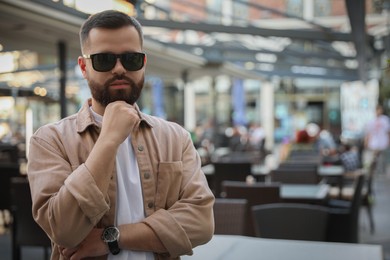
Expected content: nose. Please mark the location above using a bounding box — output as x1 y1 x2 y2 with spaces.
111 58 126 75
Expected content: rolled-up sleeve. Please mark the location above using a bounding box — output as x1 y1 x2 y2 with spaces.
28 127 110 247
65 163 109 223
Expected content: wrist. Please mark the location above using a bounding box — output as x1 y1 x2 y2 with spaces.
102 226 121 255
96 135 122 150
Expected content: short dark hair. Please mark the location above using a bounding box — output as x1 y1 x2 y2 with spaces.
79 10 143 50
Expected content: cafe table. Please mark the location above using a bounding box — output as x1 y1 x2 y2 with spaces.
317 165 345 177
280 183 329 204
182 235 383 260
317 165 345 198
201 163 270 177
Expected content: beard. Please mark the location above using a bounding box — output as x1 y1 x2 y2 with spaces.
88 74 144 106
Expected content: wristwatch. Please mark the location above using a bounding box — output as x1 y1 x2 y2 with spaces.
102 226 121 255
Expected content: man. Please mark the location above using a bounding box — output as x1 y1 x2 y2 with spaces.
27 10 214 260
364 104 390 175
339 143 359 172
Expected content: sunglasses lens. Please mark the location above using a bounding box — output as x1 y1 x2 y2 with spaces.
91 54 117 72
121 53 145 71
89 53 145 72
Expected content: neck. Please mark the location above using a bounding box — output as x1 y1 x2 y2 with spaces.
91 99 105 116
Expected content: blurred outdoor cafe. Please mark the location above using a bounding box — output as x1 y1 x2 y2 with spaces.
190 120 384 259
1 121 383 260
0 123 384 259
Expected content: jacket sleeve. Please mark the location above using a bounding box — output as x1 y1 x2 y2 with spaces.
141 124 215 258
27 126 110 247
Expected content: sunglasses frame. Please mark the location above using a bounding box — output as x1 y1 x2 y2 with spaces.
82 52 146 72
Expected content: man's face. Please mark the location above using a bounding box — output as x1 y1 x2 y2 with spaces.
78 25 145 107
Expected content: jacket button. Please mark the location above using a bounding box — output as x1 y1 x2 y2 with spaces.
138 145 144 151
147 202 154 208
144 172 150 179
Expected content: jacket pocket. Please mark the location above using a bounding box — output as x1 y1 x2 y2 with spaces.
155 161 183 209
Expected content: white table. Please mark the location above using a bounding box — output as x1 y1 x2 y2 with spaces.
201 163 270 176
182 235 383 260
281 183 329 202
317 165 345 177
317 165 345 198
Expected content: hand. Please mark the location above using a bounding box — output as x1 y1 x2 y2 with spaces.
60 228 108 260
100 101 140 146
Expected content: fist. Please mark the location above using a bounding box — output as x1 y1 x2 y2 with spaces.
100 101 140 145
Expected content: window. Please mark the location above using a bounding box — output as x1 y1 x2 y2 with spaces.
314 0 331 17
286 0 303 18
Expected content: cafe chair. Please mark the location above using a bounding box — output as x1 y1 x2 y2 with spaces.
289 149 319 157
213 198 247 235
361 156 377 234
326 173 365 243
270 168 320 184
221 181 281 237
328 156 376 234
277 161 318 172
213 162 252 197
251 203 329 241
0 143 19 164
10 177 51 260
0 163 20 227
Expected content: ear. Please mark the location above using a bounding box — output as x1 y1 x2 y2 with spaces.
144 54 147 66
78 56 87 78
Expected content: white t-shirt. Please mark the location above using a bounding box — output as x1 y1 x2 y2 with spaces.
91 108 154 260
366 114 390 151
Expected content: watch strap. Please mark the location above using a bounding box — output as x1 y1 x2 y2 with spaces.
107 240 120 255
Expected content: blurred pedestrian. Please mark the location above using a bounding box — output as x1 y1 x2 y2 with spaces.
248 122 265 153
339 143 360 172
364 104 390 175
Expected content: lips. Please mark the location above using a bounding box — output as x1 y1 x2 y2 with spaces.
110 80 129 90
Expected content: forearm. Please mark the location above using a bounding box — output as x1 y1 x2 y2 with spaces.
84 136 118 194
118 222 167 253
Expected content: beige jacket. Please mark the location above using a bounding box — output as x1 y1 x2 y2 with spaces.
27 99 214 260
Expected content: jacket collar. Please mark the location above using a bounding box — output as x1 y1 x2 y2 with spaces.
76 99 153 133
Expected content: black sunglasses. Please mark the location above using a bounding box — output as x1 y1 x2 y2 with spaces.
83 52 146 72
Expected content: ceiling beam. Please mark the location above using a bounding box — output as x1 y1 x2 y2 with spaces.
253 68 358 81
158 41 354 61
137 18 353 42
345 0 368 82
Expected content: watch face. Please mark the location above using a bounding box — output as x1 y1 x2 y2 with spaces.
103 226 120 243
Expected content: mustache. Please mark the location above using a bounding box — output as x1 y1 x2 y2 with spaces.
105 75 134 86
